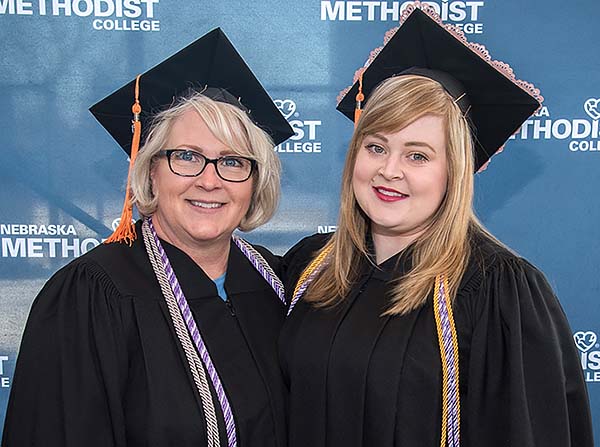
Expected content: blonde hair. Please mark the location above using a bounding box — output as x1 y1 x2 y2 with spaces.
305 75 490 315
130 92 281 231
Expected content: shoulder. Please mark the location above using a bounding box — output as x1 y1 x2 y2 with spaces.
456 230 563 326
280 232 332 290
47 236 151 300
230 237 282 280
247 241 280 270
83 236 146 273
54 242 125 283
459 229 538 294
75 238 135 270
26 242 136 322
283 233 332 268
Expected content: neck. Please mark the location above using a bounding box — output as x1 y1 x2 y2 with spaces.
150 216 230 280
371 229 422 264
185 243 230 280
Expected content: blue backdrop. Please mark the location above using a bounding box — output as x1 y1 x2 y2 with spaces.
1 0 599 440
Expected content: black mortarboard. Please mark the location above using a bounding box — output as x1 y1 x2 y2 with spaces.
337 4 543 171
90 27 294 153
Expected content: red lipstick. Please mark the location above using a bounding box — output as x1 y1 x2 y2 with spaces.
372 186 408 202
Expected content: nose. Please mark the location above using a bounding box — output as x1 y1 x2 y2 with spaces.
194 162 222 190
378 155 405 181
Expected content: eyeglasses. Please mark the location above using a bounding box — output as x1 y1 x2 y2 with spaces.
159 149 256 183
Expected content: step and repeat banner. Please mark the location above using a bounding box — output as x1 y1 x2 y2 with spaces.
1 0 599 440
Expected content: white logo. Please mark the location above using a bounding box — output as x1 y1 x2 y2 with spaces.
0 355 10 388
0 0 161 32
111 217 136 231
317 225 337 234
1 222 102 259
583 98 600 120
574 331 597 353
320 1 485 34
574 330 600 383
274 99 297 120
512 103 600 152
274 98 323 154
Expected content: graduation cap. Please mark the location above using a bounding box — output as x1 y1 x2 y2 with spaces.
91 27 293 153
90 28 293 244
336 3 543 171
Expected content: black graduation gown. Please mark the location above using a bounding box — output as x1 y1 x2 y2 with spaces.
280 232 593 447
2 223 287 447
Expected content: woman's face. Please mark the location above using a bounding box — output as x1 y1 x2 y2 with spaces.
352 114 448 243
151 108 253 250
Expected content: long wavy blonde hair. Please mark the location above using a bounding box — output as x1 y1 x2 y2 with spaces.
304 75 490 315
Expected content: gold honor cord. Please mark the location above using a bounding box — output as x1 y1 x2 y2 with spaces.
433 274 461 447
288 243 334 315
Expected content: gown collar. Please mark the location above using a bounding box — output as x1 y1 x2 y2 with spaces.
156 232 271 300
365 232 414 281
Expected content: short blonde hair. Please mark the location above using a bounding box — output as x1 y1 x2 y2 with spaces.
130 92 281 231
306 75 489 315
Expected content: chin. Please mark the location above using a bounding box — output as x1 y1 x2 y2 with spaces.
372 216 408 231
193 230 229 242
372 220 420 236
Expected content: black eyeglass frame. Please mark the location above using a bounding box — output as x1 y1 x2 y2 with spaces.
159 149 257 183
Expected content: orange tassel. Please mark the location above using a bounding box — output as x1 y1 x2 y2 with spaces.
105 75 142 245
354 71 365 128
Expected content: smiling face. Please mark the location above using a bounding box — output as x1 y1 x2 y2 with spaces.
352 114 448 246
151 108 253 251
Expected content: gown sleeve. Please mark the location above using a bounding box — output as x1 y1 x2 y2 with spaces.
460 256 593 447
2 259 129 447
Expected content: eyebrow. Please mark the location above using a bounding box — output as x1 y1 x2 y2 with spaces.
368 133 389 143
405 141 437 153
175 144 239 156
366 134 437 153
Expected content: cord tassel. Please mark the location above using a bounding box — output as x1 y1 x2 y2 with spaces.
105 75 142 245
354 71 365 127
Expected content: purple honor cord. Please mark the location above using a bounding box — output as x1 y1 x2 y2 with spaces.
232 235 285 305
148 218 237 447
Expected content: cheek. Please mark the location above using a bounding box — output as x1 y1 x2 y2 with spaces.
351 170 371 212
150 172 163 199
242 188 253 207
150 161 170 192
428 154 448 194
436 171 448 196
352 156 372 188
152 167 193 201
428 167 449 210
439 167 449 196
351 167 364 198
152 175 170 199
233 183 254 210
